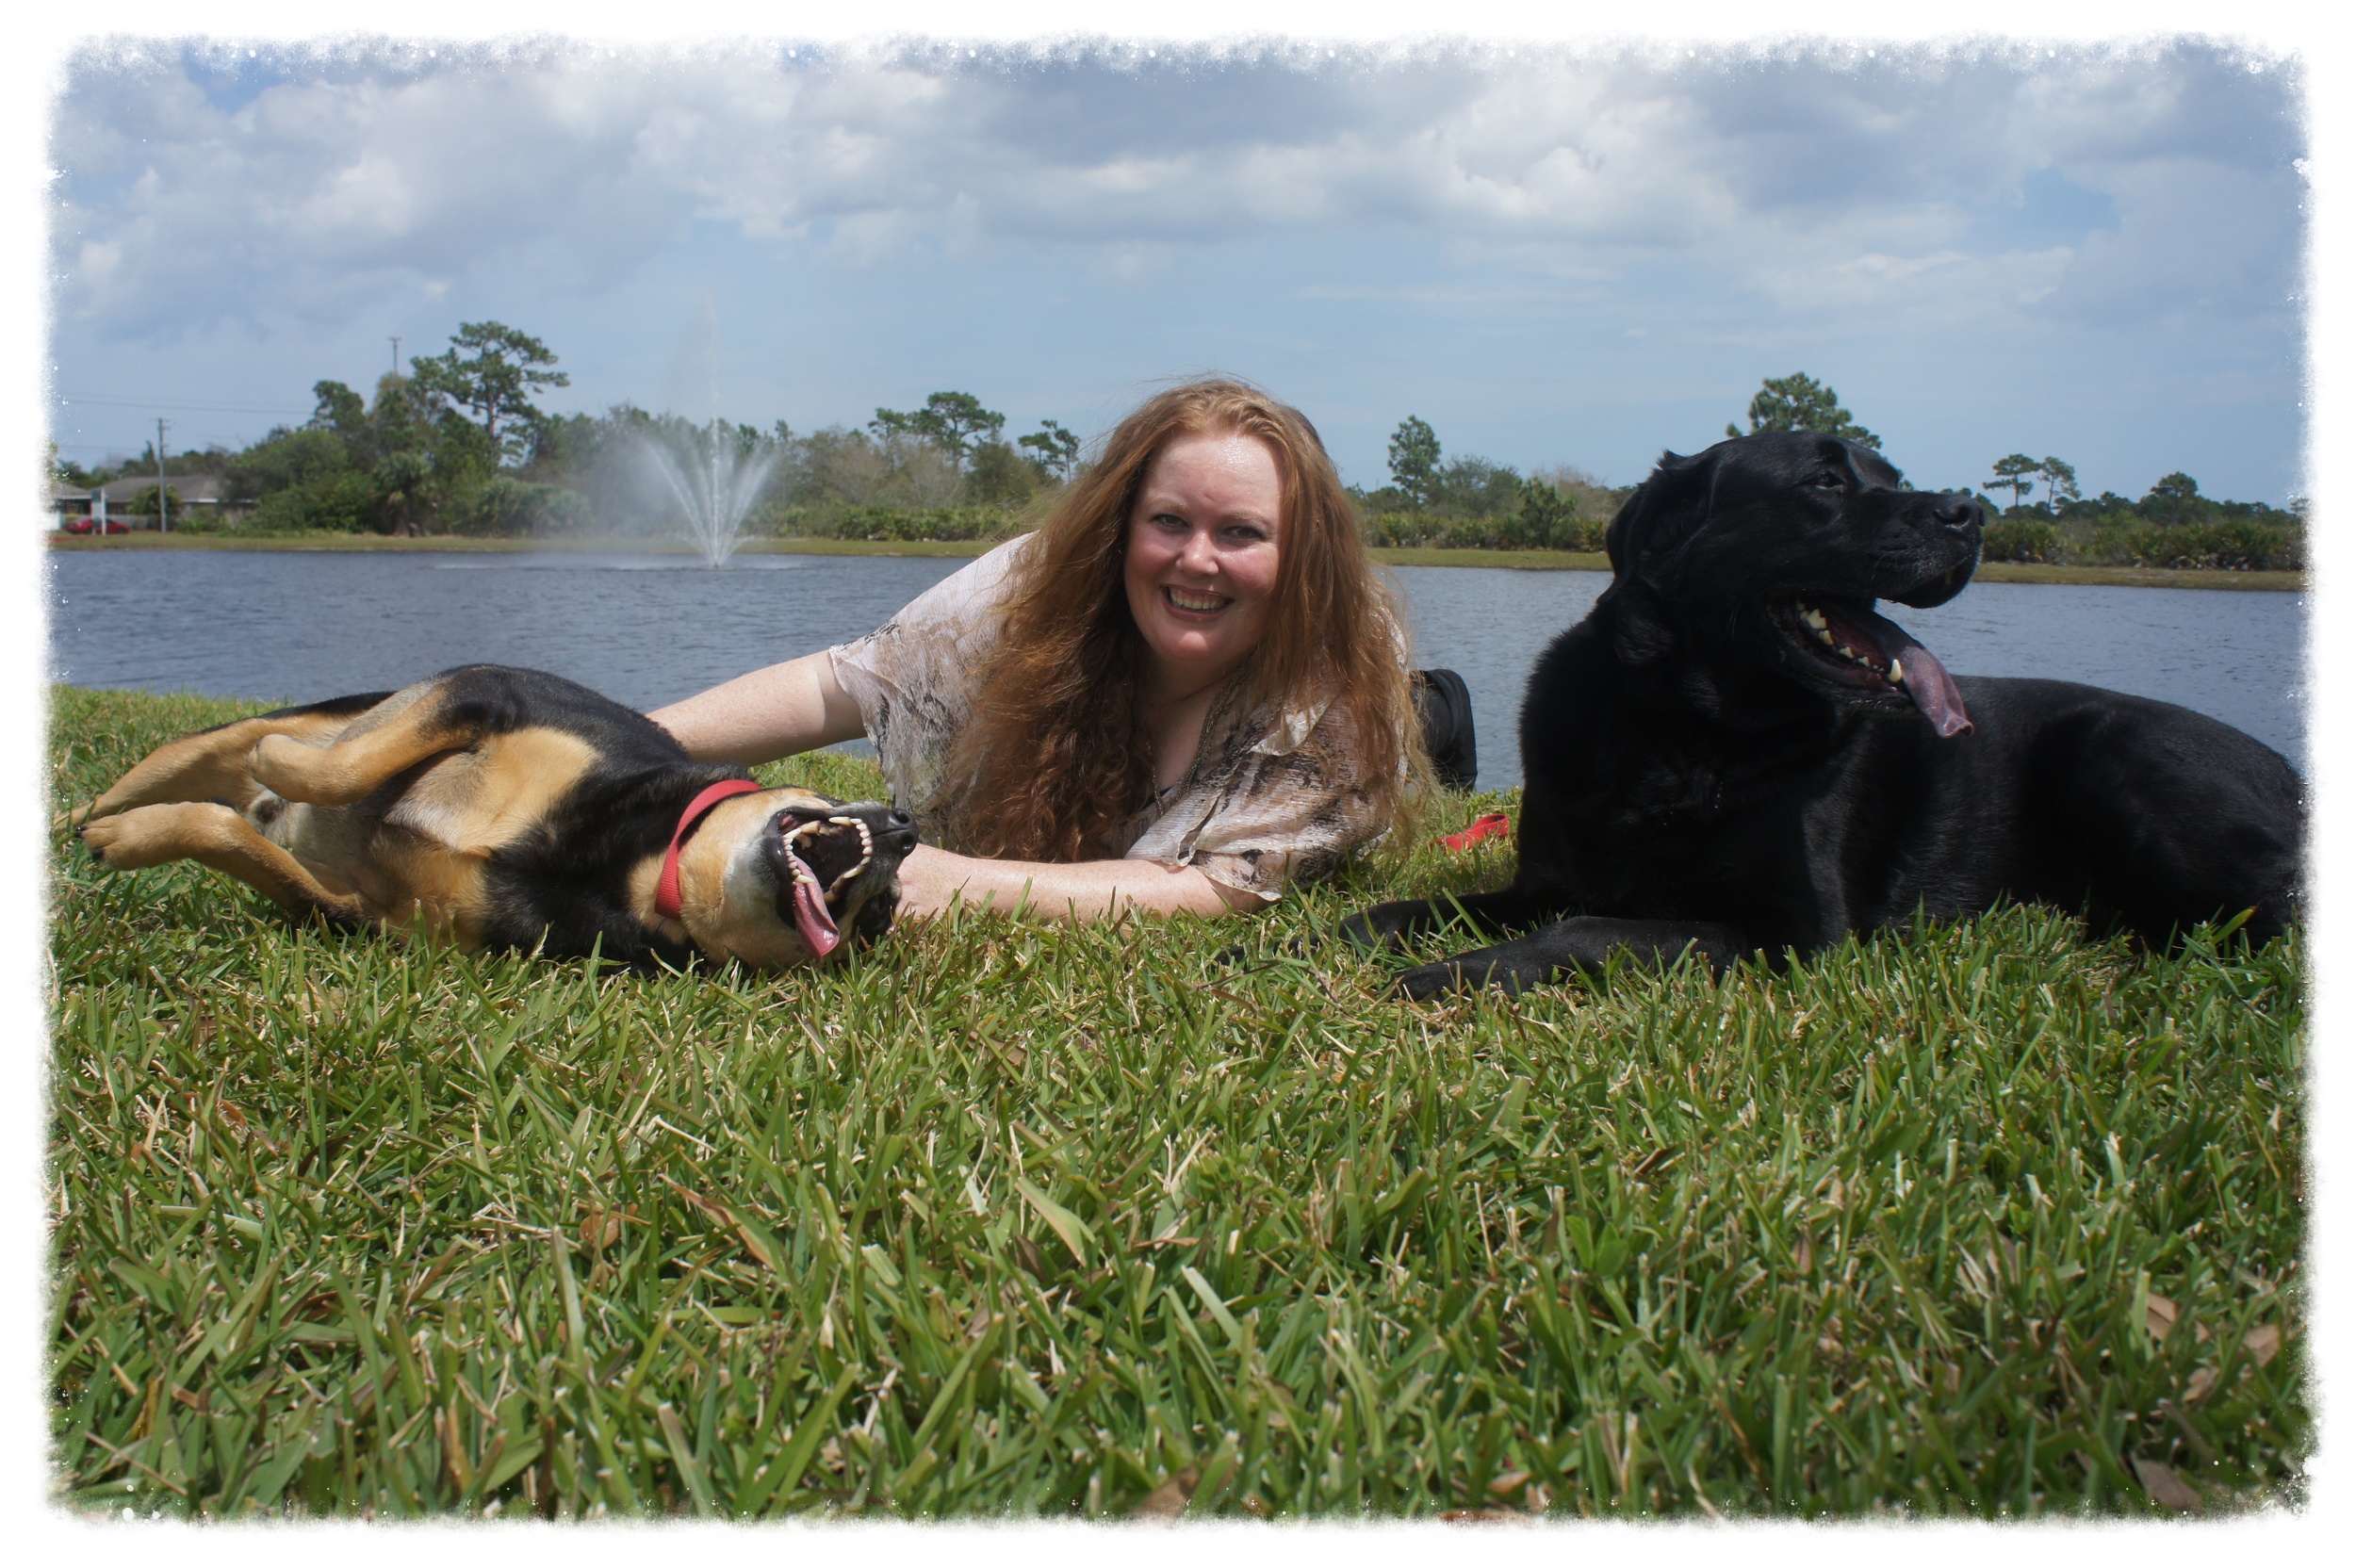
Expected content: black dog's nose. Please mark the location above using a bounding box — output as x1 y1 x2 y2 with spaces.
1933 492 1983 531
882 808 918 853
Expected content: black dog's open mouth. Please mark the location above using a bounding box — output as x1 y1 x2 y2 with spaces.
1773 596 1972 737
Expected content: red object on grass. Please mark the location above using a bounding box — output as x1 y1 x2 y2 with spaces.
1441 812 1513 852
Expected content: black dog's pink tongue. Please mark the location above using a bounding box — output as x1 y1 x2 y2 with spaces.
1857 602 1970 739
1894 641 1972 738
1845 602 1972 738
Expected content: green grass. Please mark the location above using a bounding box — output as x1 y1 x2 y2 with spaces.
45 686 2307 1519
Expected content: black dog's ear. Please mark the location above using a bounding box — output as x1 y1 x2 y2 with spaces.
1605 449 1713 579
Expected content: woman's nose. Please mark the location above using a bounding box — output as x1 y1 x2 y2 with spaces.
1179 524 1220 573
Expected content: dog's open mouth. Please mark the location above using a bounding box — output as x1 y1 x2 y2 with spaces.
776 814 878 958
1775 596 1972 738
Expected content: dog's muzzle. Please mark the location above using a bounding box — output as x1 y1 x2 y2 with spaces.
771 804 918 957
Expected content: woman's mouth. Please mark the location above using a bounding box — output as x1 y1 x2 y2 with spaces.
1163 585 1232 615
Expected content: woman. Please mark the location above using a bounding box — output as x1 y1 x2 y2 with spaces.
648 379 1426 923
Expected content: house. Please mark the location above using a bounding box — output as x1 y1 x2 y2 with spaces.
46 481 92 530
84 474 242 527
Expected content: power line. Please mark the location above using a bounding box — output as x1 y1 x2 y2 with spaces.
56 394 313 415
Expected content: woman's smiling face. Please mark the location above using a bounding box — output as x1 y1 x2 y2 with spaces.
1123 428 1286 700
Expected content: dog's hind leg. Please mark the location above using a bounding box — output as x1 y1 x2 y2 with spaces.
248 688 479 807
80 802 371 926
65 694 394 831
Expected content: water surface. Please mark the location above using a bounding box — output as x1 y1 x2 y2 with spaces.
48 549 2305 789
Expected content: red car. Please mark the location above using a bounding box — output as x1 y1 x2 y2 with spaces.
62 517 131 535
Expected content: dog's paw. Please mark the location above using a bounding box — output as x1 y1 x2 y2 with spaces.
1393 953 1538 1003
1395 961 1487 1002
77 814 130 868
77 806 192 872
1339 907 1415 953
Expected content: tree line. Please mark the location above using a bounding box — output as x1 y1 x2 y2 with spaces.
54 323 1090 540
54 341 2300 569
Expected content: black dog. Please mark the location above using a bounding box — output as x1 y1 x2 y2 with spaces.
1346 432 2303 998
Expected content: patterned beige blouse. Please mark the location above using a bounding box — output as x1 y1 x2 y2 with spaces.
826 535 1389 902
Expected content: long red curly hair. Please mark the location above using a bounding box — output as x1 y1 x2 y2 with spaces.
936 379 1426 866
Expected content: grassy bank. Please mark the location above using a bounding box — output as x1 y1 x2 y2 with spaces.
41 532 2309 588
1971 563 2305 593
45 687 2306 1519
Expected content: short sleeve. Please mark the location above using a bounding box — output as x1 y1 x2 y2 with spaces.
826 536 1032 824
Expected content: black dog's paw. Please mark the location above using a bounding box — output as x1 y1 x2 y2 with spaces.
1395 955 1535 1002
1339 903 1422 953
1395 961 1463 1002
1391 933 1569 1001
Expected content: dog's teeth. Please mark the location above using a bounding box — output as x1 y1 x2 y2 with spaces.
1890 659 1905 685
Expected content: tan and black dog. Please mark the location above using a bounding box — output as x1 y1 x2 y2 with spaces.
70 664 917 972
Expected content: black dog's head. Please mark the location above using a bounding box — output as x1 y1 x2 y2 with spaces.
1600 432 1982 736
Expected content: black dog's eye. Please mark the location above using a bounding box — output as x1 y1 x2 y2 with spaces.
1810 472 1847 491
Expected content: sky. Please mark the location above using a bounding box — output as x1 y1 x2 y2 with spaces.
45 33 2307 503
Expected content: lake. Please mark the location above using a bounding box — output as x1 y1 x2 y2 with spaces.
47 548 2307 789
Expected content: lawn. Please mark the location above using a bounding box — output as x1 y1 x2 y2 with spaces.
44 685 2307 1519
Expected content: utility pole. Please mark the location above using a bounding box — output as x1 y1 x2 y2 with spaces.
155 416 170 534
390 335 402 378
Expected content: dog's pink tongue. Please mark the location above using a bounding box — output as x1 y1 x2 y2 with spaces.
1897 642 1972 738
791 877 842 958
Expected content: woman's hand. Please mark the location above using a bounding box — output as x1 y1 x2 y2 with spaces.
647 650 865 763
893 843 1264 923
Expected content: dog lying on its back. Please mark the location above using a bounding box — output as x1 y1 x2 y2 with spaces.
1346 432 2304 998
73 664 917 972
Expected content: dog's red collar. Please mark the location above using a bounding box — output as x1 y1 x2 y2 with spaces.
654 779 765 924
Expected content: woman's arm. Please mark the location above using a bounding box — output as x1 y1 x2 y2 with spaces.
651 660 1261 921
646 650 866 764
895 843 1266 922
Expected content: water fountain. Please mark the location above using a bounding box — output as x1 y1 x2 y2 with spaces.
646 417 777 566
637 293 777 566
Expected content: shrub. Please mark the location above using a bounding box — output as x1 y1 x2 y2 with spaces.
1982 518 2064 564
769 505 1031 544
2085 520 2301 573
1359 510 1606 553
247 470 378 532
450 476 597 538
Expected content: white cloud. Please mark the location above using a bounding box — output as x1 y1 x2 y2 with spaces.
50 41 2300 348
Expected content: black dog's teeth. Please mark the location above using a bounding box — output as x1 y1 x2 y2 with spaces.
1792 599 1902 685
